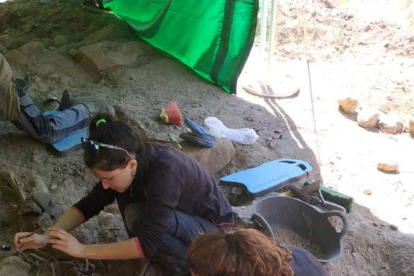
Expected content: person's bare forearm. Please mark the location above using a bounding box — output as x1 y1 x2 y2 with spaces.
82 238 143 260
18 207 86 248
53 207 86 232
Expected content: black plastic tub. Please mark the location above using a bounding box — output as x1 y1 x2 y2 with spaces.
252 196 348 263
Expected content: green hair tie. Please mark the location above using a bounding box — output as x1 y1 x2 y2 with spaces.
96 119 107 127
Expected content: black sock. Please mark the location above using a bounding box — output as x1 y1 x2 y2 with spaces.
15 79 27 97
58 90 72 111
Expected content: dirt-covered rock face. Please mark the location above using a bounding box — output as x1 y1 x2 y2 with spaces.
1 0 414 275
0 256 31 276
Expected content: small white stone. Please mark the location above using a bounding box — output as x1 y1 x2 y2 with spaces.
69 48 77 57
30 176 48 193
53 35 67 47
98 212 116 227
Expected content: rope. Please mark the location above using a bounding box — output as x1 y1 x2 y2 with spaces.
301 2 322 165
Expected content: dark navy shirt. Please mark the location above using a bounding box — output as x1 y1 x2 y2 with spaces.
74 143 234 257
290 246 329 276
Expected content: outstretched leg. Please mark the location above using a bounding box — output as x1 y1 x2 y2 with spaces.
12 76 90 144
1 53 114 144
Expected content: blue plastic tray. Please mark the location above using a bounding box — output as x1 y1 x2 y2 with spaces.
220 159 312 198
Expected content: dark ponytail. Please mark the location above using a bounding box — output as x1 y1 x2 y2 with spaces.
88 113 116 134
84 113 145 171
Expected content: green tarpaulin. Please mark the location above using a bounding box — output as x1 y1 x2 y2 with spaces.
103 0 258 93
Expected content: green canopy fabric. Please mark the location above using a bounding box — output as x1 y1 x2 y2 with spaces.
103 0 258 93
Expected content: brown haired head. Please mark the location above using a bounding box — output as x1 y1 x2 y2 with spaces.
187 228 294 276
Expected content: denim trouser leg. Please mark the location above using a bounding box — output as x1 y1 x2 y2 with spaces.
123 204 218 276
12 103 89 144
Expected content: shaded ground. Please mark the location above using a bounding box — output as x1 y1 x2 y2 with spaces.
1 0 414 275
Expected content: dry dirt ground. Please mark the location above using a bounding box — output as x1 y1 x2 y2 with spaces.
0 0 414 275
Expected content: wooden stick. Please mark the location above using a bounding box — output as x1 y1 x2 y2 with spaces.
35 267 41 276
50 263 56 276
28 252 48 262
32 249 50 258
168 134 183 150
84 258 89 272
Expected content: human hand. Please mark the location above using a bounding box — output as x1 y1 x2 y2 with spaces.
14 232 49 252
47 227 86 258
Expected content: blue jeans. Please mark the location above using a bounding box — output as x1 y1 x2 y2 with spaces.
124 204 219 276
12 98 89 144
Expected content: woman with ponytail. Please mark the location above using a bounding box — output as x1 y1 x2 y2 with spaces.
14 113 233 276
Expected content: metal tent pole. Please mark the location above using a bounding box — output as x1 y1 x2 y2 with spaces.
260 0 268 61
266 0 277 85
243 0 299 98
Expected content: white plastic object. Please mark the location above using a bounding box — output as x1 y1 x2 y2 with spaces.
204 117 259 145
